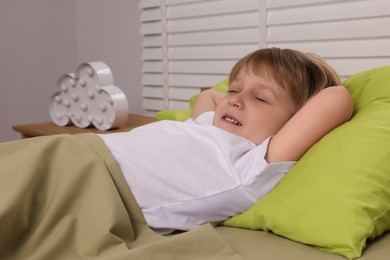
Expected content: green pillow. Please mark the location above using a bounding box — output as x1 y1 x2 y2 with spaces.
156 109 192 122
156 79 228 121
223 66 390 259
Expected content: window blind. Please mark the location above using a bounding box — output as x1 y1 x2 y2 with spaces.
266 0 390 79
139 0 390 115
139 0 264 116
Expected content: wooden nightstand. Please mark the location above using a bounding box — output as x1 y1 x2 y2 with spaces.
12 113 156 139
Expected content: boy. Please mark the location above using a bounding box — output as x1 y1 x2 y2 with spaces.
192 47 353 162
100 48 353 234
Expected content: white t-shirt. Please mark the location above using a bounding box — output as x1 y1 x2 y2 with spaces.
99 112 295 234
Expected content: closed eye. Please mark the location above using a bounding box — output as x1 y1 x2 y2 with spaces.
256 97 268 103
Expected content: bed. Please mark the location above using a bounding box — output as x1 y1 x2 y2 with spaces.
156 65 390 260
1 65 390 259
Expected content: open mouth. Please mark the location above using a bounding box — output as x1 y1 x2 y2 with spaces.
222 116 242 126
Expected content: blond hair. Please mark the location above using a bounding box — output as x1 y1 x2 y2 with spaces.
229 48 341 110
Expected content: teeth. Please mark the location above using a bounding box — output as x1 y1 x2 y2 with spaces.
224 116 242 126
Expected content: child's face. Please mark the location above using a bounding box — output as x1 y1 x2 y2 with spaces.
213 69 296 145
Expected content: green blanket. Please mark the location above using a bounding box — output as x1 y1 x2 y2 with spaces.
0 134 244 260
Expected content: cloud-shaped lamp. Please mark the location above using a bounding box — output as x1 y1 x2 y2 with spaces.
49 62 129 130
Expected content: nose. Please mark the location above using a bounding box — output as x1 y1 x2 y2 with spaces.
228 93 244 109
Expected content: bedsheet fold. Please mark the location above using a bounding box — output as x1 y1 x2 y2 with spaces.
0 133 243 260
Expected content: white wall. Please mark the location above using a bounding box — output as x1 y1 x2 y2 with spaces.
0 0 143 142
0 1 78 142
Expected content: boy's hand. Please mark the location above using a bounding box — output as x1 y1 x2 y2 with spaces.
191 89 224 119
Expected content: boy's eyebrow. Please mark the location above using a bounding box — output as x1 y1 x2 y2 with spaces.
230 76 242 83
254 79 281 98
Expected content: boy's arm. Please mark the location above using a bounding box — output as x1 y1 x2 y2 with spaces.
191 89 224 119
266 86 353 163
